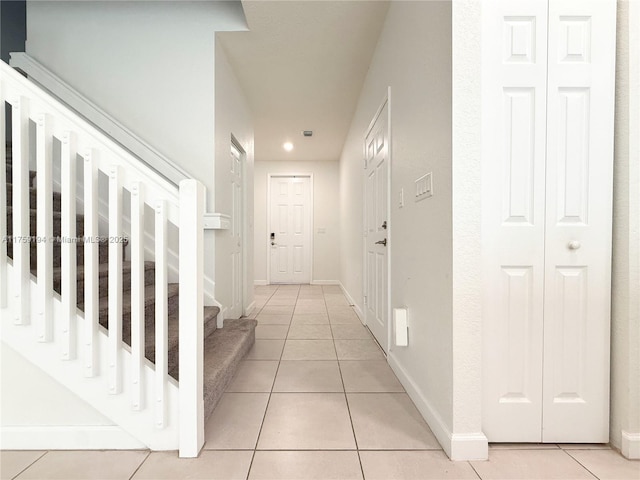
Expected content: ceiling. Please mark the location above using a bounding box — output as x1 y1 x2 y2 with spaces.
217 1 390 162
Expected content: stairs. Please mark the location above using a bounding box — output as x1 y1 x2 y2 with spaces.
4 141 256 425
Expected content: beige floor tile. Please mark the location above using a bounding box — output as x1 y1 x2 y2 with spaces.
261 305 295 316
256 314 292 325
334 339 384 360
204 393 270 449
249 451 362 480
296 298 326 306
257 393 356 450
565 449 640 480
266 297 298 306
340 360 404 392
294 304 328 315
557 444 611 450
287 324 333 339
15 451 148 480
471 449 596 480
273 361 343 392
322 285 343 293
291 314 329 325
348 393 440 450
226 360 279 392
255 324 290 339
360 450 478 480
244 339 285 360
331 324 371 339
0 451 46 480
255 286 278 293
282 340 337 360
329 308 361 324
132 451 252 480
324 294 350 306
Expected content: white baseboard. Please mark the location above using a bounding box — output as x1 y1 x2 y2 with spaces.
244 301 256 317
1 425 146 450
622 430 640 459
450 433 489 461
254 280 268 286
387 353 488 461
310 280 340 285
339 283 364 323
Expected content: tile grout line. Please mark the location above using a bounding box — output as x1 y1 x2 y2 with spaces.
245 284 298 479
9 450 49 480
560 448 602 480
127 450 151 480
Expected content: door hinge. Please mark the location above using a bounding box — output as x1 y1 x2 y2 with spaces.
363 295 367 305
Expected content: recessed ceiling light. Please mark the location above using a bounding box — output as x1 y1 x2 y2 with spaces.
283 142 294 152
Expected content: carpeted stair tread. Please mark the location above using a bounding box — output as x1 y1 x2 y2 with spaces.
6 207 85 237
196 317 257 422
6 183 62 212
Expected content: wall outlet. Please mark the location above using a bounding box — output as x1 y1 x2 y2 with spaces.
415 172 433 201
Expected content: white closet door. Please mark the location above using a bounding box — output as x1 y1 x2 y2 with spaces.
481 0 549 442
542 0 616 442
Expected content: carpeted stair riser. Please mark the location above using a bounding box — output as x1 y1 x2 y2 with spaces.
6 183 62 213
5 143 254 419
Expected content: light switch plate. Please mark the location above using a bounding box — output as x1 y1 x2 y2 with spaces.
415 172 433 201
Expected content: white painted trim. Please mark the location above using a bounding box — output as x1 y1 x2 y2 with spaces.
266 173 314 284
450 433 489 461
309 280 340 285
9 52 189 186
254 280 268 286
621 431 640 459
339 282 364 323
0 426 146 450
244 300 256 317
387 352 454 457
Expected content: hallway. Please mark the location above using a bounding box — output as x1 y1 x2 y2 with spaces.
2 285 638 479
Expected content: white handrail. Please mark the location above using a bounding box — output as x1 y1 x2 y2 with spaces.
10 52 191 187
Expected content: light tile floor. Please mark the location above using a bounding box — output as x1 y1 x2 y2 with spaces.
2 285 639 479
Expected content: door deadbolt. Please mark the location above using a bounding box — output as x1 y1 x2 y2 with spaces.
381 221 387 230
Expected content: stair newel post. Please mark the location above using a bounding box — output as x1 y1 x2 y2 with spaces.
60 131 77 359
36 113 53 342
130 181 145 411
178 179 205 458
108 164 123 394
154 199 168 427
0 81 6 308
83 148 99 377
11 96 30 325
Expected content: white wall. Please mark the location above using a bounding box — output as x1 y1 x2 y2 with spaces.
339 0 458 454
254 160 340 285
0 344 143 449
25 1 248 296
214 40 255 318
610 0 640 459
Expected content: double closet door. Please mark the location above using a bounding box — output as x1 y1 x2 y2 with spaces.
482 0 616 442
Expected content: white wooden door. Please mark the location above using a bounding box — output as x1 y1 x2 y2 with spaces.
482 0 616 442
542 0 616 443
481 0 549 442
364 100 389 351
229 144 243 318
269 176 311 284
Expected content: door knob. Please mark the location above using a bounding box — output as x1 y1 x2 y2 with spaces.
568 241 581 250
375 239 387 246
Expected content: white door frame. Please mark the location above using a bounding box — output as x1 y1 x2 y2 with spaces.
231 135 248 316
362 88 392 352
266 173 314 284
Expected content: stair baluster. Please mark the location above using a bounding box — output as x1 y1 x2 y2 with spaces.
11 95 30 325
83 148 99 377
154 199 168 429
130 181 145 411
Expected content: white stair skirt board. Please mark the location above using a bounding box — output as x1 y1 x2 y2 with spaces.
1 426 146 450
388 353 489 461
622 431 640 460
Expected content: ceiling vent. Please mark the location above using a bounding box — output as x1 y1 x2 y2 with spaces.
302 130 313 137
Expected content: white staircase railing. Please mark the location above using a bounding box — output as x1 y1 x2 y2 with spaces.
0 60 205 457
